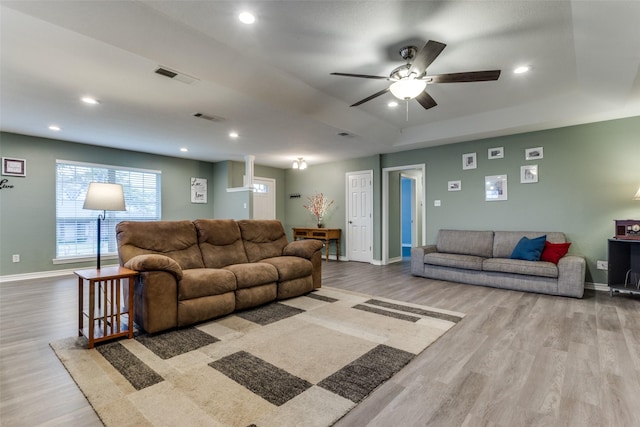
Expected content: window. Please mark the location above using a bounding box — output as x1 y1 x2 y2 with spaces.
55 160 161 261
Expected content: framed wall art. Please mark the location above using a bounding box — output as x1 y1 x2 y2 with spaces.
190 177 207 203
462 152 477 170
2 157 26 177
448 180 461 191
525 147 543 160
488 147 504 159
521 165 538 183
485 174 508 201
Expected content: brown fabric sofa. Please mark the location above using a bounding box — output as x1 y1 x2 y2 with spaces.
116 219 324 333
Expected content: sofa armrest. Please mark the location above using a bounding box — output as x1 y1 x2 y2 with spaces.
557 255 586 298
410 245 437 276
124 254 183 280
283 239 324 259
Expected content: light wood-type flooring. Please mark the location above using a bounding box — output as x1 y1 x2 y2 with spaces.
2 260 640 426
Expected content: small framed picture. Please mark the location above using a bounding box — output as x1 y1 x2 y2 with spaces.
525 147 543 160
488 147 504 160
190 177 207 203
448 180 461 191
521 165 538 183
485 174 508 201
2 157 26 177
462 152 477 170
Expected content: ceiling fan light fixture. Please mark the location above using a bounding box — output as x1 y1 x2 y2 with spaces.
238 12 255 24
390 78 427 100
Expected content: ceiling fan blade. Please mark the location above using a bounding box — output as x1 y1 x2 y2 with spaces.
350 87 390 107
409 40 446 77
416 91 437 110
429 70 501 83
331 72 388 80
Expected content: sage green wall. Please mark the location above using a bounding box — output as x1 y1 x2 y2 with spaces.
284 156 381 259
2 116 638 284
388 171 401 259
0 132 214 276
211 161 286 223
211 161 250 220
380 116 640 284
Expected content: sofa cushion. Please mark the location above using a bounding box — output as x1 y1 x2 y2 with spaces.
424 252 484 271
510 235 546 261
224 263 278 289
541 241 571 264
238 220 289 262
493 231 565 259
194 219 250 268
178 268 236 300
117 220 205 269
235 284 278 310
436 230 494 258
483 258 558 278
261 256 313 281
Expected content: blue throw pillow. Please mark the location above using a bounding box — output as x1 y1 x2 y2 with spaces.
510 235 547 261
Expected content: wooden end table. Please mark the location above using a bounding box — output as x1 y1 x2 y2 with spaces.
293 227 341 262
75 266 138 348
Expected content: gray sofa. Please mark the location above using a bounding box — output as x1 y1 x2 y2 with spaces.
411 230 585 298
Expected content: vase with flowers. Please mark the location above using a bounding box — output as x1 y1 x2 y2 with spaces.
303 192 334 228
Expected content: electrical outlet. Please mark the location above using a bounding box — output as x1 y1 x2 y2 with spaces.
12 254 20 263
597 260 608 270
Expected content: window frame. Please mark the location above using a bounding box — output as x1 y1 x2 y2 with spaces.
54 159 161 263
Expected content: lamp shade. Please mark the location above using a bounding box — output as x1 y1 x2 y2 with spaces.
390 78 427 100
634 187 640 200
83 182 126 211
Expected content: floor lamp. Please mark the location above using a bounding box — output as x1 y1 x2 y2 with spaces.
83 182 126 269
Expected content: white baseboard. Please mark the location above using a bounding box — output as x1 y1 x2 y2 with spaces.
585 282 609 292
0 268 76 283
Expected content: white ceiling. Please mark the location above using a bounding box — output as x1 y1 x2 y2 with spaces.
1 1 639 169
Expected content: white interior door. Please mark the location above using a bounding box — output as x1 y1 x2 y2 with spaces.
252 177 276 219
346 170 373 263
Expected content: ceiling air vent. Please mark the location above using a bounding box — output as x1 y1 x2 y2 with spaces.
154 66 199 84
193 112 225 122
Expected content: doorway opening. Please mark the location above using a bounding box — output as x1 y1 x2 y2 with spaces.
401 175 417 258
382 164 425 264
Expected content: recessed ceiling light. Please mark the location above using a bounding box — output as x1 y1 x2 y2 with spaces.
81 96 100 105
48 125 61 131
238 12 255 24
180 147 188 152
514 66 530 74
229 132 239 138
387 101 399 108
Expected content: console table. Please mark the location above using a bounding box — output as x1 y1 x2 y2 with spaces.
293 227 341 262
75 266 138 348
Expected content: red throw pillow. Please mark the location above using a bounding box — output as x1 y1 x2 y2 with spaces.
540 241 571 264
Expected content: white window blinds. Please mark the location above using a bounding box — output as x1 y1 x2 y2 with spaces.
55 160 161 259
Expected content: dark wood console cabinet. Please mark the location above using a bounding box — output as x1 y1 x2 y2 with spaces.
608 238 640 296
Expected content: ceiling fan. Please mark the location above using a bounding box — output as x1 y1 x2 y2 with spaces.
331 40 501 110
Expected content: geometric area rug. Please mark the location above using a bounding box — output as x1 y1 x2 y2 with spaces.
50 287 464 427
